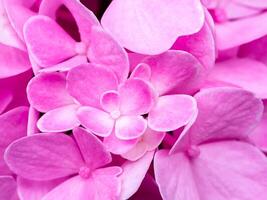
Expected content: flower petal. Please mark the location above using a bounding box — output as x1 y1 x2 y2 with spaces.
0 176 19 200
119 79 155 115
88 26 129 82
101 0 204 54
0 89 13 114
24 15 76 67
100 91 120 113
37 105 80 132
0 107 28 175
4 133 84 180
148 95 197 132
27 72 74 112
130 63 151 81
120 151 154 200
77 106 114 137
143 50 204 95
67 64 118 108
115 115 147 140
73 127 112 169
206 58 267 99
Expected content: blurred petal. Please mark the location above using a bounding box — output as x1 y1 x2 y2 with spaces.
0 176 19 200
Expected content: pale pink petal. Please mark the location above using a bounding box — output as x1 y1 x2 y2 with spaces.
115 116 147 140
130 63 151 81
154 150 200 200
39 0 99 44
4 133 84 180
88 26 129 82
120 151 154 200
100 91 120 113
234 0 267 8
206 58 267 99
0 43 31 79
0 176 19 200
17 177 65 200
37 105 80 132
143 50 203 95
183 88 263 146
192 141 267 200
24 15 76 67
0 89 13 114
27 72 74 112
103 132 138 155
43 171 121 200
216 12 267 50
73 127 112 169
0 107 28 175
101 0 204 54
67 64 118 108
148 95 197 132
77 106 114 137
119 79 155 115
122 142 147 161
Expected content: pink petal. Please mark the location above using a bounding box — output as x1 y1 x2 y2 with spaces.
216 12 267 50
17 177 65 200
77 106 114 137
115 115 147 140
0 107 28 175
27 72 74 112
192 141 267 200
0 43 31 79
130 63 151 81
148 95 197 132
179 88 263 147
154 150 200 200
43 170 121 200
206 58 267 99
119 79 155 115
120 151 154 200
100 91 120 113
4 133 84 180
67 64 118 108
37 105 80 132
143 50 203 95
73 127 112 169
103 132 138 155
0 89 13 114
0 176 19 200
88 26 129 82
234 0 267 8
24 15 76 67
101 0 204 54
39 0 99 44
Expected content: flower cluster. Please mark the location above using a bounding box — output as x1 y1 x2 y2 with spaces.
1 0 267 200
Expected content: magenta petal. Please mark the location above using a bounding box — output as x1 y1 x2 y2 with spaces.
37 105 80 132
17 177 65 200
115 115 147 140
100 91 120 113
154 150 199 200
181 88 263 147
88 26 129 82
120 151 154 200
148 95 197 132
24 15 76 67
0 43 31 79
101 0 204 54
0 107 28 175
4 133 84 180
27 72 74 112
73 127 112 169
0 89 13 114
143 50 203 95
206 58 267 99
67 64 118 108
77 106 114 137
119 79 155 115
0 176 19 200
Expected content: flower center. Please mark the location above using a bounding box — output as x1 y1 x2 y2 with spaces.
110 110 121 119
187 145 200 158
79 166 91 179
75 42 88 55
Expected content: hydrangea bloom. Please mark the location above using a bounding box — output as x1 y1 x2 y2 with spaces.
1 0 267 200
